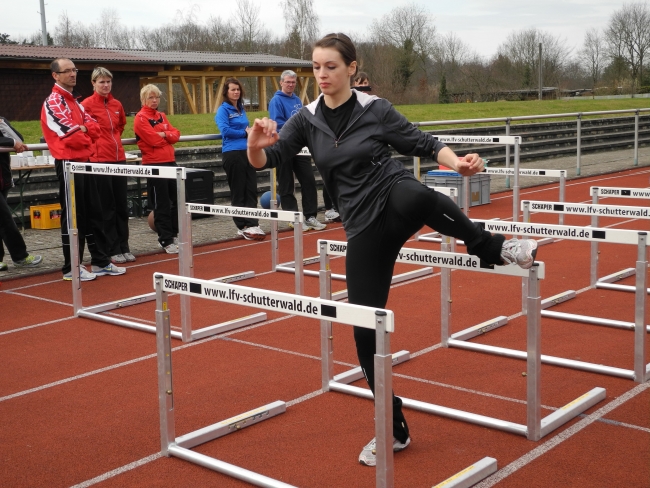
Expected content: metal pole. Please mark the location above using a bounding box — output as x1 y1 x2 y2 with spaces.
65 162 82 315
526 265 541 441
505 119 511 189
576 114 582 176
39 0 48 46
319 242 333 391
293 213 304 296
374 311 394 488
177 169 192 343
513 141 520 223
634 110 639 167
538 43 542 101
270 170 279 271
155 274 175 455
463 176 469 216
559 171 566 225
634 233 647 383
590 187 599 286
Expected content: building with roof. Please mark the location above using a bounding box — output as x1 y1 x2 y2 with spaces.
0 45 315 121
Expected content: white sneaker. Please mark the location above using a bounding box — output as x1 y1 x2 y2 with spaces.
324 208 341 222
238 226 266 241
123 252 136 262
111 254 126 264
359 437 411 467
288 221 310 232
501 238 538 269
305 216 327 231
92 263 127 276
163 243 179 254
63 265 97 281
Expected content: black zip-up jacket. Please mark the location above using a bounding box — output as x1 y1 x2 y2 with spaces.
0 116 24 192
262 91 447 239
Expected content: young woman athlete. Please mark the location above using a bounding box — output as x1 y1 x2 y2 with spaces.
247 33 537 467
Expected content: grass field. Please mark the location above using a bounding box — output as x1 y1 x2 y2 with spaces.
13 98 650 151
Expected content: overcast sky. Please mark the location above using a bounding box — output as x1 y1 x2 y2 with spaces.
2 0 622 59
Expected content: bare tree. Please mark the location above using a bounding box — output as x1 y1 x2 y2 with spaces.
369 2 437 89
234 0 267 51
281 0 320 59
579 28 605 92
605 2 650 89
496 28 571 90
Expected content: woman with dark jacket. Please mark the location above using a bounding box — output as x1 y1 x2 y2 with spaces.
215 78 265 241
81 67 134 264
134 84 181 254
247 33 538 466
0 116 42 270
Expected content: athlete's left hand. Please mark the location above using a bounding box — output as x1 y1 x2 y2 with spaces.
456 153 484 176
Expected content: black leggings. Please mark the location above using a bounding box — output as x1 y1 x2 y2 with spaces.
346 178 505 443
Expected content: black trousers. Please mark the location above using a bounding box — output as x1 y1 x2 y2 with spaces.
346 178 505 443
96 171 130 255
322 186 336 211
0 187 28 262
56 159 110 274
222 150 259 230
277 155 318 218
146 162 178 247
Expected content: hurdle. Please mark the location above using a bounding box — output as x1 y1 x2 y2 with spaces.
522 195 650 292
153 272 396 487
154 272 497 487
186 203 306 295
430 135 523 222
65 162 265 342
590 186 650 294
471 219 649 383
318 240 605 440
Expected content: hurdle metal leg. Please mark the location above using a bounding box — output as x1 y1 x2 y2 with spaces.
634 233 648 383
375 311 394 488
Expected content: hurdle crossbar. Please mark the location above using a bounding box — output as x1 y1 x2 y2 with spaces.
471 219 649 383
317 240 605 441
591 186 650 200
65 162 266 342
153 272 396 487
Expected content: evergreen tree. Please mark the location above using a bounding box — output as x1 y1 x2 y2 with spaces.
439 73 450 104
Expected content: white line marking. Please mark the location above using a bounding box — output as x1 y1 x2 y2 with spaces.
5 290 71 307
474 382 650 488
0 316 73 336
69 453 164 488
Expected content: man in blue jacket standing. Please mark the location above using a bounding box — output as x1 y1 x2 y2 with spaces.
268 70 326 231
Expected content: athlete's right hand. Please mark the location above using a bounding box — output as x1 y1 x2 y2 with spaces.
247 117 279 150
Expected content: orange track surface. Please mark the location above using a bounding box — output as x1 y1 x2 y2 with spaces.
2 167 649 487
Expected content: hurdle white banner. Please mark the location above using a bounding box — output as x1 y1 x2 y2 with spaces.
522 200 650 219
431 135 521 145
318 240 543 278
474 219 647 246
67 162 185 179
187 203 303 222
485 168 567 177
591 187 650 199
154 273 394 331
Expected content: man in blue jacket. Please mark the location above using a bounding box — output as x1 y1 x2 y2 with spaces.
268 70 326 231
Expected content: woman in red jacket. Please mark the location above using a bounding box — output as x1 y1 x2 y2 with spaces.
134 84 181 253
82 67 135 264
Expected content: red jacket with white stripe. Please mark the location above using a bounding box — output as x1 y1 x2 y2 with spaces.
133 106 180 164
81 91 126 162
40 84 100 161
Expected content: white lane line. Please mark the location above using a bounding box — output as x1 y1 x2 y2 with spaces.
0 316 73 336
474 382 650 488
68 452 164 488
4 290 71 307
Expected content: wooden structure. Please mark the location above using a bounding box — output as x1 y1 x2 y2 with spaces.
0 45 315 120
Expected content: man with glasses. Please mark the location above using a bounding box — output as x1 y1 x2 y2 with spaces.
41 58 125 281
268 70 326 231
